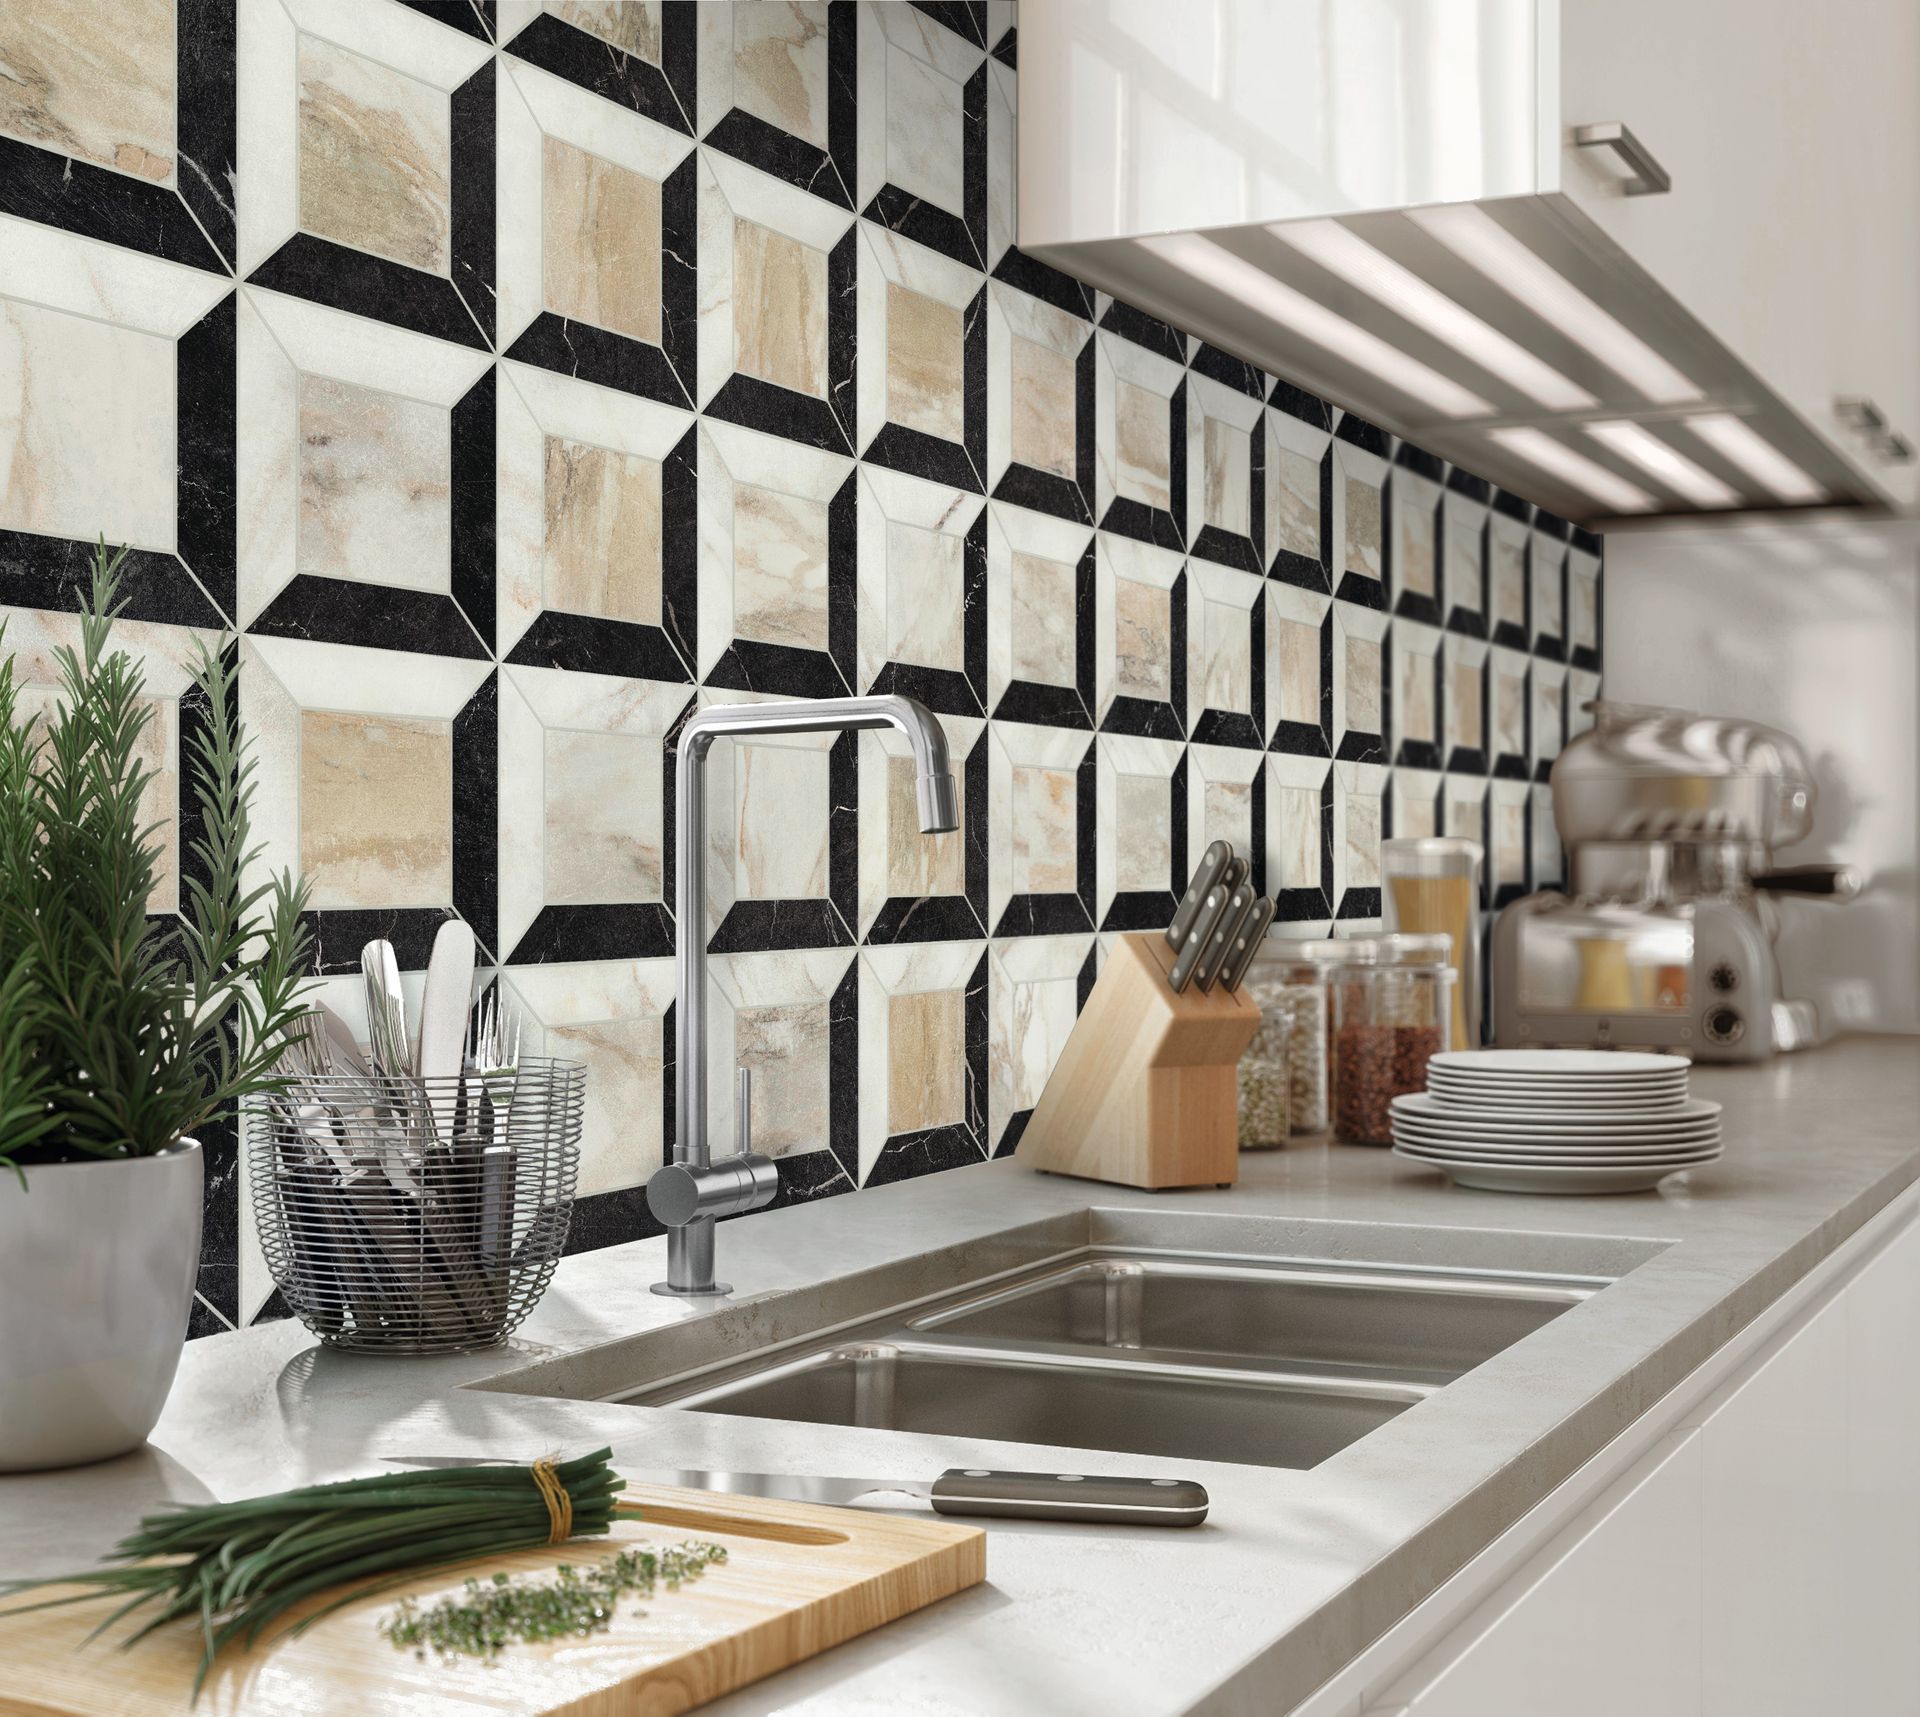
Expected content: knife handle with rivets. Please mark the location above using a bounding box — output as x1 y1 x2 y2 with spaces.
1218 895 1275 992
1168 885 1225 992
1193 883 1256 991
1215 855 1249 901
929 1469 1209 1526
1166 839 1232 951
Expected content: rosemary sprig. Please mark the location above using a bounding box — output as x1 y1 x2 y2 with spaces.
0 1449 631 1702
381 1541 729 1662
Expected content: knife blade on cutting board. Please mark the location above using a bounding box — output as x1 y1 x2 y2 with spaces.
387 1455 1208 1525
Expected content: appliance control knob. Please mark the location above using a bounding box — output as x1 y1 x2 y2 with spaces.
1704 1005 1745 1044
1709 962 1740 993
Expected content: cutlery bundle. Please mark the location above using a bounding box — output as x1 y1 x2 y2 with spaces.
249 926 583 1352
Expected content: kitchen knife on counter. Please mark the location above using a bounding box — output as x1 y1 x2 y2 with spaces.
1218 896 1275 992
388 1456 1208 1526
1166 840 1233 952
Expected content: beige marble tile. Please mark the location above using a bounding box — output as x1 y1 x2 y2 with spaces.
1346 794 1382 889
1397 792 1437 840
735 999 829 1156
734 218 828 398
0 0 174 182
298 37 450 274
543 435 663 624
1399 650 1436 744
1011 551 1076 687
888 987 965 1133
1116 774 1170 891
1114 379 1170 510
737 741 829 898
544 729 662 905
1204 416 1250 534
885 519 965 670
1114 578 1170 699
1010 334 1076 480
1494 667 1526 754
543 136 661 343
1451 660 1483 748
1202 777 1253 857
1492 533 1525 625
733 1 829 150
297 374 450 591
1495 799 1526 878
1345 635 1382 733
550 0 662 62
1010 764 1076 894
15 684 177 913
885 753 965 897
1400 502 1436 596
1345 475 1382 579
298 710 452 908
886 282 964 443
1273 446 1320 560
1446 792 1483 842
1274 616 1321 725
545 1015 661 1195
735 482 831 650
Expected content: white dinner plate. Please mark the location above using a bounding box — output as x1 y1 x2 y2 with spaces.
1428 1050 1692 1077
1427 1068 1689 1087
1392 1147 1717 1195
1425 1087 1689 1114
1396 1095 1720 1131
1426 1072 1689 1094
1390 1125 1721 1156
1392 1135 1721 1165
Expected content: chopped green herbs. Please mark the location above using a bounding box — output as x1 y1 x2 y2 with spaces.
0 1449 635 1702
380 1541 729 1662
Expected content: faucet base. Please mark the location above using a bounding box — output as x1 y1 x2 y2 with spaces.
650 1279 734 1298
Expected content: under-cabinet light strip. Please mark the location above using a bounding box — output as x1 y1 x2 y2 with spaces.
1137 232 1496 420
1684 413 1825 504
1408 203 1705 407
1271 219 1600 413
1487 426 1656 513
1584 420 1741 507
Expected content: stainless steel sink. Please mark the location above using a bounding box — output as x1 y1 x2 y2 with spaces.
655 1339 1413 1469
611 1248 1606 1470
909 1258 1593 1383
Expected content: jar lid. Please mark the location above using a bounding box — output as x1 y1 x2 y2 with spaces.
1305 932 1453 969
1382 836 1483 875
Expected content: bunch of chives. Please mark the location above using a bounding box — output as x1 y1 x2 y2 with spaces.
0 1447 624 1701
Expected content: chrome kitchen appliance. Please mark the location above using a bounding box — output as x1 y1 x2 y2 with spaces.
1492 702 1860 1060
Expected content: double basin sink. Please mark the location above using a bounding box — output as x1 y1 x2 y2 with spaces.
489 1214 1619 1471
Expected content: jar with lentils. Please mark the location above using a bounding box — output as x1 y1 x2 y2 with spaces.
1327 935 1456 1146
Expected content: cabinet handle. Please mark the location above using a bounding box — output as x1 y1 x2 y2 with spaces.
1573 122 1672 196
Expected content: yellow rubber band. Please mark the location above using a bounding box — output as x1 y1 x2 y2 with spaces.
530 1458 572 1544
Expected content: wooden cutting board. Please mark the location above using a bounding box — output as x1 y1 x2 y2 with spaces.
0 1483 986 1716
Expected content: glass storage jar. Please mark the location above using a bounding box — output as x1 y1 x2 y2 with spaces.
1237 988 1296 1150
1241 937 1358 1138
1327 936 1456 1146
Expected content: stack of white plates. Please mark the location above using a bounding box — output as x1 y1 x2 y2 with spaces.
1391 1050 1721 1194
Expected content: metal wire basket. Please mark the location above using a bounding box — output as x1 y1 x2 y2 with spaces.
247 1057 584 1353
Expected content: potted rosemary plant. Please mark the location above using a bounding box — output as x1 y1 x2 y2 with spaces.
0 544 312 1472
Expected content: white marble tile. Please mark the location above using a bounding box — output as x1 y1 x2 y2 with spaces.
1394 621 1442 747
0 295 175 551
1445 635 1489 755
0 0 176 184
885 519 966 669
1491 647 1528 757
1393 767 1443 842
1094 530 1181 723
1265 580 1331 738
297 374 450 593
1530 532 1566 638
1186 742 1260 870
856 463 983 694
988 932 1092 1149
858 938 981 1177
713 1 831 150
1187 559 1261 727
856 714 980 934
1571 548 1601 650
1343 471 1383 581
1267 751 1332 900
0 216 230 338
987 500 1090 709
1264 406 1331 568
1395 472 1440 599
987 721 1088 925
1093 333 1184 523
856 1 982 219
857 219 982 457
1443 489 1488 617
1532 660 1566 767
1185 373 1261 548
987 274 1084 488
1334 601 1390 746
1096 733 1181 916
706 946 854 1161
1490 516 1527 628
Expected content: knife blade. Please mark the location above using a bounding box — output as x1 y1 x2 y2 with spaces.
1192 881 1256 992
1218 895 1275 992
1167 885 1226 992
1165 839 1232 951
386 1456 1208 1526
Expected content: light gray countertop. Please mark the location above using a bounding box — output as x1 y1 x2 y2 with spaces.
4 1038 1917 1714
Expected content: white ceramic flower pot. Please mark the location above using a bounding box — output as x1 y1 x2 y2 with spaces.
0 1139 203 1472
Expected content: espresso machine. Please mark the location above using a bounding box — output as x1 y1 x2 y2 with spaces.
1492 702 1860 1061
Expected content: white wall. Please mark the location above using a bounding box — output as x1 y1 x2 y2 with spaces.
1603 517 1920 1035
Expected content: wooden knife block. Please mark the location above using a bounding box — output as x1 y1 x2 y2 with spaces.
1017 931 1262 1190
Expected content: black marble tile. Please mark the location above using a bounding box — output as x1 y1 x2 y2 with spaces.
993 247 1095 321
0 137 227 273
0 534 225 628
1099 297 1186 364
451 58 495 344
502 7 694 135
249 235 486 349
176 0 237 266
249 580 490 658
703 4 856 206
175 291 237 618
864 1124 984 1187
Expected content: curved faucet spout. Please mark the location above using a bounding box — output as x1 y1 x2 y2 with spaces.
652 694 958 1296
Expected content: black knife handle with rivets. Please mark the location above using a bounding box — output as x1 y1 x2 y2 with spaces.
929 1469 1209 1526
1193 882 1256 991
1166 839 1233 951
1168 885 1226 991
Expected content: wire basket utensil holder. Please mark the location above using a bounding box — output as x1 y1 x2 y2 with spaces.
248 1057 584 1353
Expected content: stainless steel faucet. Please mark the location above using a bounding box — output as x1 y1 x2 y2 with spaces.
646 694 960 1296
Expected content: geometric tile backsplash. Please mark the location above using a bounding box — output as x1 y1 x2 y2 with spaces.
0 0 1601 1338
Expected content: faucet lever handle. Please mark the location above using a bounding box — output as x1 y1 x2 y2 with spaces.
736 1066 751 1156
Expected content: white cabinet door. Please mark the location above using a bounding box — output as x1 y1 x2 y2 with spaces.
1558 0 1920 505
1693 1290 1850 1717
1365 1430 1704 1716
1841 1215 1920 1710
